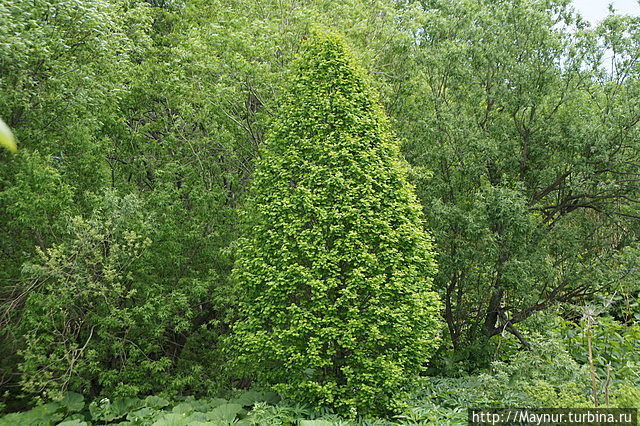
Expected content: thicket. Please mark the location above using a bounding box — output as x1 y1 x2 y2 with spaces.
1 0 639 422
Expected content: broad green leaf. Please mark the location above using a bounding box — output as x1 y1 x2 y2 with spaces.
171 402 195 415
127 407 156 421
60 392 85 412
58 419 89 426
207 403 243 422
152 412 191 426
232 390 280 406
145 395 170 409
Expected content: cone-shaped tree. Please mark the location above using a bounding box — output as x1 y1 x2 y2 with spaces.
232 31 442 416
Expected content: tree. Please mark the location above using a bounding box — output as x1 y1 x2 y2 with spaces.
231 31 442 416
389 0 640 363
15 191 230 401
0 0 151 405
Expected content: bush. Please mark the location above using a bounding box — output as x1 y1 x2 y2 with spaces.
230 31 442 416
16 191 225 401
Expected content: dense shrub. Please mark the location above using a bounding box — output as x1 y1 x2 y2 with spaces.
16 192 225 401
230 31 442 416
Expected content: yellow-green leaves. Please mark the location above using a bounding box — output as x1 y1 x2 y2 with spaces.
231 32 441 416
0 118 17 153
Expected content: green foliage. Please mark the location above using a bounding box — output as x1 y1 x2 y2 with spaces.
398 316 640 422
0 0 156 403
610 382 640 408
558 314 640 407
1 151 74 246
231 32 442 416
1 350 639 424
0 391 278 426
0 392 82 426
2 390 409 426
15 191 228 401
397 337 593 423
388 0 640 364
1 0 640 420
489 337 592 408
17 192 152 399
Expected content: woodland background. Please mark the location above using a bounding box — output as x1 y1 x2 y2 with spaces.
1 0 640 424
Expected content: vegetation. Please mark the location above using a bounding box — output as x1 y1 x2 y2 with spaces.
231 32 441 416
1 0 639 423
